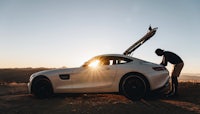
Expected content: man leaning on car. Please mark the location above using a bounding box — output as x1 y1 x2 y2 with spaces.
155 48 184 97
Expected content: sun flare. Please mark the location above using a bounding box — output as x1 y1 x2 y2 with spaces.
88 60 100 68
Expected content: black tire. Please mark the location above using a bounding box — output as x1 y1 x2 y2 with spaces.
31 78 53 99
120 74 147 101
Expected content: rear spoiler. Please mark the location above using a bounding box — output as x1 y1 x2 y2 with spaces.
123 26 158 56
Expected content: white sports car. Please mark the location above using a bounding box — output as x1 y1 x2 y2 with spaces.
28 27 170 100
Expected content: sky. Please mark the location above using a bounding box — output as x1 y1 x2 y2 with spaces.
0 0 200 74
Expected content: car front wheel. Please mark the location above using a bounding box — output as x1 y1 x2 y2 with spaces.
31 78 53 99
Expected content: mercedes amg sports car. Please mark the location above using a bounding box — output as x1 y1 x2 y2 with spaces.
28 27 170 100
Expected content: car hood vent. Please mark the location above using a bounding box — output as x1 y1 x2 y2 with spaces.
59 74 70 80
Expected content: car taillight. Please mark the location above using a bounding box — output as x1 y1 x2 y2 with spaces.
152 67 166 71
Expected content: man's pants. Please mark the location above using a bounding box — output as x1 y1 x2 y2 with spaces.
171 62 184 95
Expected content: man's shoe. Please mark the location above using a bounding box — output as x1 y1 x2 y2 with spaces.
165 91 174 98
167 93 179 98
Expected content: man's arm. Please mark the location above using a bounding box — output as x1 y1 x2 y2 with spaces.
160 56 167 66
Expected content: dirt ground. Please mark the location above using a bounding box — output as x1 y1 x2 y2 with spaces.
0 69 200 114
0 82 200 114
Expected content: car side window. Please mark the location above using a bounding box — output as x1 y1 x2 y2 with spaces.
101 57 115 66
103 56 132 65
109 60 115 65
115 57 132 65
101 59 110 65
83 56 133 67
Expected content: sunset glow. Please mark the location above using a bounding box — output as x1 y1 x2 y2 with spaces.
0 1 200 74
88 60 100 68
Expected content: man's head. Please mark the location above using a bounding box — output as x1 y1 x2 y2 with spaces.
155 48 164 56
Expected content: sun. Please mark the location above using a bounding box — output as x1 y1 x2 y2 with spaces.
88 60 100 68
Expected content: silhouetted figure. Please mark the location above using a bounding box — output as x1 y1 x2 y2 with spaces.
155 48 184 97
148 26 152 31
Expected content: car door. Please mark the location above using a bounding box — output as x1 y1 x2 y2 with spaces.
70 56 117 92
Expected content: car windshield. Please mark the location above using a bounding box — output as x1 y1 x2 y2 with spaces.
82 56 133 67
82 57 105 67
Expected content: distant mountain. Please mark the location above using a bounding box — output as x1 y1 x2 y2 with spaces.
180 74 200 81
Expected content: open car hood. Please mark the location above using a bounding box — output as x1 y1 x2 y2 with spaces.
123 26 158 56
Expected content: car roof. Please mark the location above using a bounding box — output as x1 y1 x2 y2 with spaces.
94 54 135 60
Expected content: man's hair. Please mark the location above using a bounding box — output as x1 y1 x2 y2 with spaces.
155 48 164 56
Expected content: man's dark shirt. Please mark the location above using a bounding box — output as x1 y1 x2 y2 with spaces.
161 51 183 66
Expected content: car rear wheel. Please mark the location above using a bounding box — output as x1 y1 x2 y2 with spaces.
121 74 147 101
31 78 53 99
